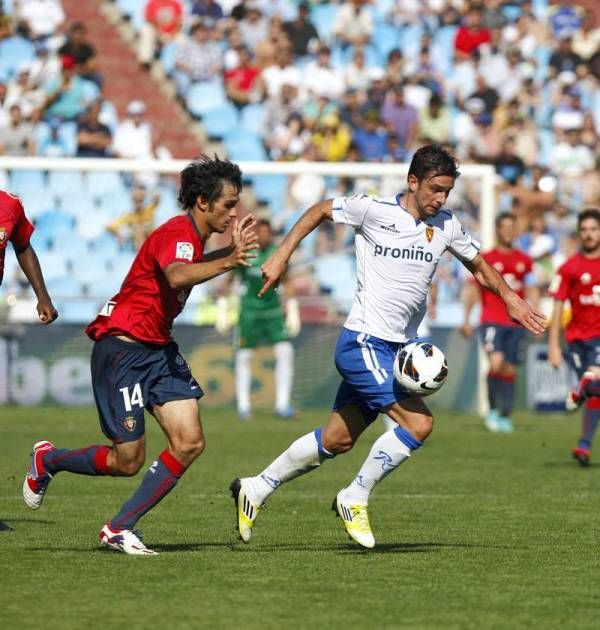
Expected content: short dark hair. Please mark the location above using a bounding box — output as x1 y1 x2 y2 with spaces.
178 155 242 210
495 212 515 227
257 218 272 230
578 208 600 228
408 144 460 181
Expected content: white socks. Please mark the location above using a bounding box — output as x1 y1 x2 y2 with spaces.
235 348 253 415
341 429 412 505
274 341 294 413
245 430 331 505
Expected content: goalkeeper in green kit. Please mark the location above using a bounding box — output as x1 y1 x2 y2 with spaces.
216 217 300 419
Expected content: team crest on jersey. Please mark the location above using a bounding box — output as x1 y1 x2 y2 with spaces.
425 225 434 242
516 262 525 273
176 242 194 260
123 416 136 432
581 272 592 284
0 227 6 243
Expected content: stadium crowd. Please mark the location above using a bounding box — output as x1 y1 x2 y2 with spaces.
0 0 598 321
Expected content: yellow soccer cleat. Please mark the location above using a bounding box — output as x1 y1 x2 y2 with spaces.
332 492 375 549
230 478 262 543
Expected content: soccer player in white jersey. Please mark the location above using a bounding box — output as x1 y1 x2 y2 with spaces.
230 144 547 549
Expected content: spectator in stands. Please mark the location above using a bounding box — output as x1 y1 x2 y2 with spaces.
17 0 65 42
39 54 87 122
172 20 222 98
6 62 45 119
549 34 585 79
303 45 345 102
223 26 245 70
260 42 300 99
572 9 600 60
138 0 184 69
417 92 451 145
453 5 491 60
352 109 388 162
76 98 112 158
494 136 526 186
333 0 374 48
0 82 11 128
551 84 586 138
262 81 302 137
224 44 261 111
311 114 351 162
363 67 387 112
238 2 268 54
385 48 405 86
58 22 101 87
190 0 225 29
39 116 68 157
112 100 154 160
344 46 371 92
107 184 161 250
28 41 61 89
265 111 309 160
0 104 35 155
338 88 364 131
380 83 418 157
549 126 595 208
283 2 318 59
482 0 506 30
467 74 499 116
548 2 584 40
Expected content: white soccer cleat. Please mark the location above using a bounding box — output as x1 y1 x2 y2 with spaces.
99 522 158 556
332 491 375 549
230 478 262 543
23 440 55 510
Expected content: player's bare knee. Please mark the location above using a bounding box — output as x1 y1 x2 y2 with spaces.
323 433 354 454
117 458 144 477
173 436 205 465
412 414 434 441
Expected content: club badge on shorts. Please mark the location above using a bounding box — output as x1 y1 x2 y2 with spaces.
0 227 6 244
425 225 434 243
123 416 136 432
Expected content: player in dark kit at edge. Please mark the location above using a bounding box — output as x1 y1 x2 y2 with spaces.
23 156 258 554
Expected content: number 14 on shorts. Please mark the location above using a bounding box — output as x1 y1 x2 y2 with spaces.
120 383 144 412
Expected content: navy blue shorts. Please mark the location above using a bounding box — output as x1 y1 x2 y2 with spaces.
90 336 204 443
480 325 524 365
332 328 410 425
566 337 600 379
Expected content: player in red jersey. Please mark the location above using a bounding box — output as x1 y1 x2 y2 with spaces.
0 190 57 323
548 208 600 466
460 213 535 433
22 156 258 554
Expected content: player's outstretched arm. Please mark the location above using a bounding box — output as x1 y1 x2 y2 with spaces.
259 200 333 297
464 254 546 335
165 214 258 289
547 299 564 368
15 245 58 324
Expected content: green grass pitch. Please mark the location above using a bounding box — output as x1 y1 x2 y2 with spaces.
2 406 599 629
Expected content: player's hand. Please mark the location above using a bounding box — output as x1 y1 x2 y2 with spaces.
506 295 547 335
230 213 258 268
548 344 563 369
37 299 58 325
458 323 473 338
259 253 286 298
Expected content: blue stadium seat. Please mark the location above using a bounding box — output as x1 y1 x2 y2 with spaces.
18 189 51 220
399 24 423 59
202 103 239 140
46 276 85 299
58 121 78 156
186 79 227 118
0 36 34 78
116 0 145 31
374 23 401 61
239 103 266 135
9 170 46 197
36 251 69 281
86 171 126 197
47 170 85 197
160 42 177 76
34 210 75 237
311 3 338 43
432 25 457 75
59 299 101 323
251 174 288 212
223 128 267 162
99 100 119 134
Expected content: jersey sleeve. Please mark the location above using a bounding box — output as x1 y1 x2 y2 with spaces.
153 228 198 269
9 196 34 252
331 194 372 228
548 261 570 301
446 213 480 262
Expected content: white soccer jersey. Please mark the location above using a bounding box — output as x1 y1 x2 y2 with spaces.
332 193 480 342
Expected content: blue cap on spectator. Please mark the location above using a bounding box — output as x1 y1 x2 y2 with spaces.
48 117 61 130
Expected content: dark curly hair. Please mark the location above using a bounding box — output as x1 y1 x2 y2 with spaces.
578 208 600 228
178 155 243 210
408 144 460 181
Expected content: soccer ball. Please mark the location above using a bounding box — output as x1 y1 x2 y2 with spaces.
393 342 448 397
